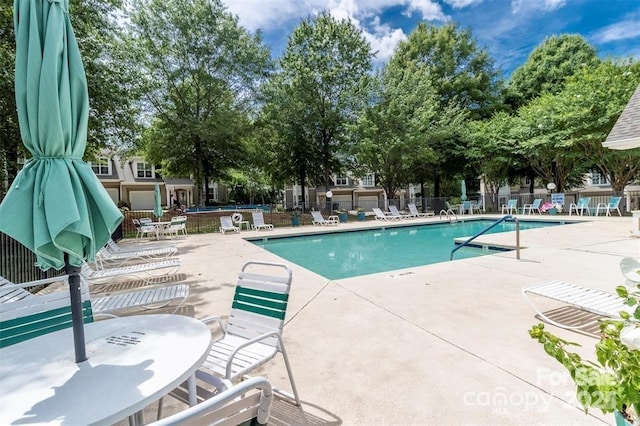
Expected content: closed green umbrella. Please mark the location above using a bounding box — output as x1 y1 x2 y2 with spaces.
460 180 467 201
154 183 163 218
0 0 123 362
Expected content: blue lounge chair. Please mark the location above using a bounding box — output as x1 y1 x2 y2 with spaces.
595 196 622 217
522 199 542 215
501 199 517 214
568 197 591 216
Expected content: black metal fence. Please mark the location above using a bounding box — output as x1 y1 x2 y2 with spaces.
3 191 638 282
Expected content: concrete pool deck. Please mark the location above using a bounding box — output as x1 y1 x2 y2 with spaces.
124 214 640 425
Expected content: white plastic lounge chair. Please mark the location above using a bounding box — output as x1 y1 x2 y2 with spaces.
81 258 182 285
198 261 300 405
251 211 274 231
388 205 410 219
621 257 640 284
95 244 177 268
522 280 637 330
311 210 339 226
407 203 434 218
105 238 177 254
219 216 240 234
1 275 69 304
154 377 273 426
501 199 517 214
595 196 622 217
0 277 189 348
522 199 542 215
372 207 398 221
568 197 591 216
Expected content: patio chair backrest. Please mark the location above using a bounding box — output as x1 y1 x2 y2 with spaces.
507 199 517 208
389 205 402 215
0 280 93 348
252 211 266 225
609 196 621 207
577 197 590 208
531 199 542 208
227 261 292 349
220 216 235 228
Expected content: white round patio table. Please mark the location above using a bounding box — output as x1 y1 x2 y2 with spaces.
0 314 211 425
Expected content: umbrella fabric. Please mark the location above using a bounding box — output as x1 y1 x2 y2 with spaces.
153 184 163 218
460 180 467 201
0 0 123 271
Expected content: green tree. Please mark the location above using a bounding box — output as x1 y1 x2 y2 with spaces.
267 12 372 205
353 62 460 203
549 59 640 191
0 0 136 197
466 112 520 210
71 0 141 156
506 34 599 109
127 0 271 206
389 22 503 196
0 2 18 198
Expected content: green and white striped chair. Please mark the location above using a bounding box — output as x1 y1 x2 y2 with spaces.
200 261 300 405
0 276 189 348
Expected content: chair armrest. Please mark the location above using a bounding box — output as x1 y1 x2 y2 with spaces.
224 330 282 378
5 275 70 289
200 316 226 333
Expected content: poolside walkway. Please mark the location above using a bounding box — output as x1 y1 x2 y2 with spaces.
123 214 640 425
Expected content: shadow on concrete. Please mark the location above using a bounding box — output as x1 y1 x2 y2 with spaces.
535 306 603 337
269 396 342 426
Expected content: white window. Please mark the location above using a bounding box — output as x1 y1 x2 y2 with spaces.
136 162 154 178
590 171 608 186
335 176 347 186
361 174 375 187
207 186 218 203
91 157 110 175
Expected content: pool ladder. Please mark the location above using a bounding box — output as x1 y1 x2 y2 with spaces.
450 215 520 261
439 208 458 222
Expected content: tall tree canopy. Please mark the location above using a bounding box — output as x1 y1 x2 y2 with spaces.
263 11 372 205
506 34 599 109
0 0 136 197
127 0 271 205
388 22 503 196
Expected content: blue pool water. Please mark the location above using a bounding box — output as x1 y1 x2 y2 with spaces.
250 219 571 279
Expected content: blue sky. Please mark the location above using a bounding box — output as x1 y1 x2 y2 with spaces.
221 0 640 76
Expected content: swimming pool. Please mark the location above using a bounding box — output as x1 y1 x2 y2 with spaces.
250 219 572 279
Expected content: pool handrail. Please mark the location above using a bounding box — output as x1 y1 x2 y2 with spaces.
450 215 520 261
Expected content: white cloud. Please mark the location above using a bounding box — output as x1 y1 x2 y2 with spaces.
511 0 566 14
593 19 640 43
220 0 450 63
406 0 447 21
222 0 325 31
364 16 408 62
444 0 483 9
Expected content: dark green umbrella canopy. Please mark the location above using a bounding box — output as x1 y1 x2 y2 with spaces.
0 0 123 271
0 0 123 362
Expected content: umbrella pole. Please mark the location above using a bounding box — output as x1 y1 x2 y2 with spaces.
65 254 87 362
